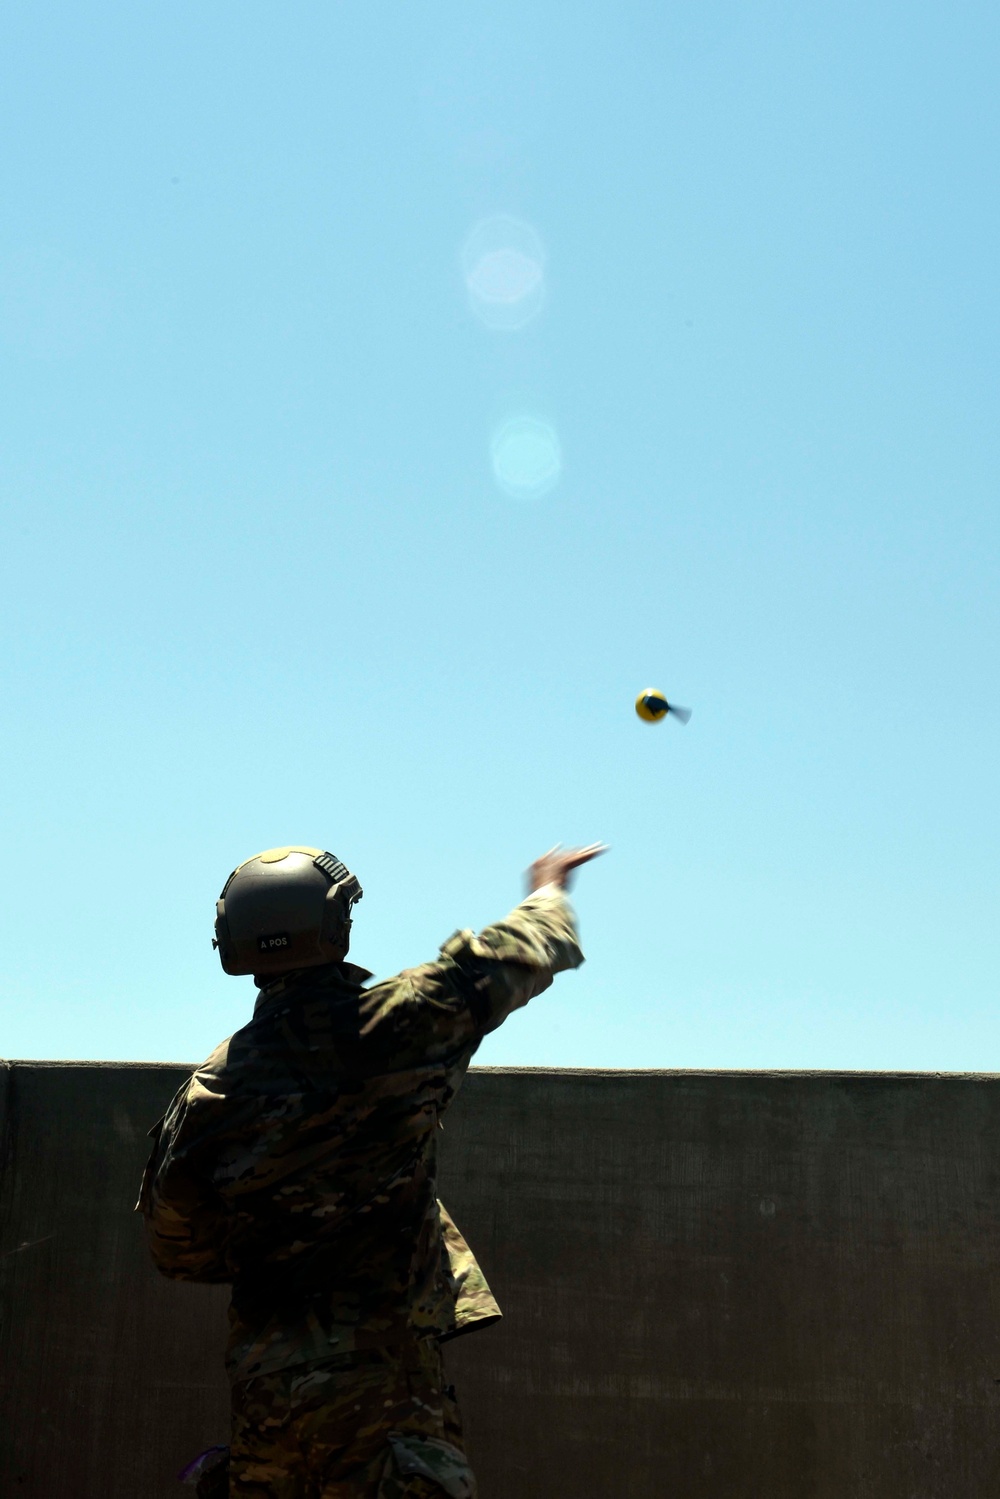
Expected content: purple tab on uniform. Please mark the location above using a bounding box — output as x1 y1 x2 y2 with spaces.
178 1446 229 1484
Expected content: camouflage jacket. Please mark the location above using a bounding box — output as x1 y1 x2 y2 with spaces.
138 885 583 1381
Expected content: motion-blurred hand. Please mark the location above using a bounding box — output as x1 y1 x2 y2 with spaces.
527 843 607 894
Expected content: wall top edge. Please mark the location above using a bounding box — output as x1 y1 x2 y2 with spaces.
2 1060 1000 1081
0 1059 191 1070
475 1066 1000 1079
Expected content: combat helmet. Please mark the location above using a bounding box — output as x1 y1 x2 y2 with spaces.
213 846 363 977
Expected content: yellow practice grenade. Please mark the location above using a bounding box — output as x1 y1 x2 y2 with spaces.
635 689 692 725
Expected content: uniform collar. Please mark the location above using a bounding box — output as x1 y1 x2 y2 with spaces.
252 960 373 1014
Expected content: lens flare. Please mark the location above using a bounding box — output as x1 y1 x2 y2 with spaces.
491 416 562 500
462 215 546 331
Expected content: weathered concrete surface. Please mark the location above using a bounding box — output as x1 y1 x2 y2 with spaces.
0 1061 228 1497
2 1063 1000 1497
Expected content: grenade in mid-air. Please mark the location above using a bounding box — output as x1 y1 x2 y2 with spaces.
635 689 692 725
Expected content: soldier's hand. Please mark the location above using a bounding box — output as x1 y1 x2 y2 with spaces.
527 844 607 894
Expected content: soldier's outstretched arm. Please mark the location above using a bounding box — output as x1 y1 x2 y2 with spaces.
357 845 606 1063
435 843 606 1036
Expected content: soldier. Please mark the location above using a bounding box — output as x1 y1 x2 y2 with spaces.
138 840 604 1498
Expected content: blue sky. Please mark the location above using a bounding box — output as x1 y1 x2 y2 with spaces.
1 0 998 1068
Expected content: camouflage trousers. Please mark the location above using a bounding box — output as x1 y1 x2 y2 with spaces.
226 1337 475 1499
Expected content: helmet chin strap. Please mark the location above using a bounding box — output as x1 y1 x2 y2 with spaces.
322 882 359 953
331 916 352 958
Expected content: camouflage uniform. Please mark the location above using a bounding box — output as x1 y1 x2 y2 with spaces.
139 885 583 1496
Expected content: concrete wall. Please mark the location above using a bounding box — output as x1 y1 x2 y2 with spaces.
2 1062 1000 1497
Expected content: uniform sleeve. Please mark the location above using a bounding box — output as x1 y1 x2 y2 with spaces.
442 882 583 1033
136 1067 235 1283
334 884 582 1074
